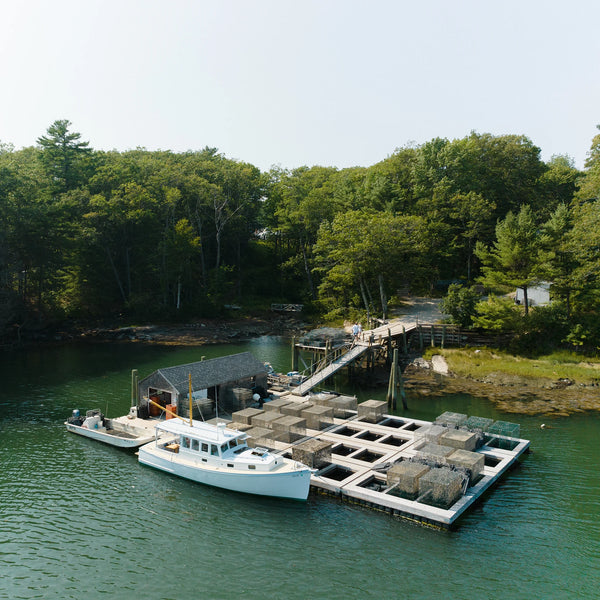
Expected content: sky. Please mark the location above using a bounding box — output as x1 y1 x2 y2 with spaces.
1 0 599 172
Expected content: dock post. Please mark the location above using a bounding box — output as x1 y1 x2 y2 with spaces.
386 349 396 411
387 348 407 411
131 369 138 407
442 325 446 349
398 357 407 410
402 326 407 354
292 337 299 372
419 326 424 350
431 324 435 347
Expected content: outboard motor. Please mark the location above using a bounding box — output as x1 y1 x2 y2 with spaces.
67 409 84 425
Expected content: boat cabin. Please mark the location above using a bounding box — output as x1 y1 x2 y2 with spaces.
137 352 268 419
156 419 248 456
152 419 281 471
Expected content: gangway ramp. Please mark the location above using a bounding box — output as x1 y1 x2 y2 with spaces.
292 344 369 396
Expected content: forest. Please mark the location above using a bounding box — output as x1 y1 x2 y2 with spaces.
1 120 600 353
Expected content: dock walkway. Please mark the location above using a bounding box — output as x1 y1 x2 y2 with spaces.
292 344 370 396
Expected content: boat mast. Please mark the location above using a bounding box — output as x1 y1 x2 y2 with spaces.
188 373 193 427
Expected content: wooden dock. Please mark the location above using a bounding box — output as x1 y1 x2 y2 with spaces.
230 393 530 529
289 322 466 396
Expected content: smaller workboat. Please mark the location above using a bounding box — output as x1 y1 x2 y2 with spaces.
65 408 158 449
138 419 312 500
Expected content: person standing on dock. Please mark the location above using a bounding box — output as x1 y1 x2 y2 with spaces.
352 322 359 341
357 323 363 341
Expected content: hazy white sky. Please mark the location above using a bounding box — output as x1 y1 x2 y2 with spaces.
1 0 599 171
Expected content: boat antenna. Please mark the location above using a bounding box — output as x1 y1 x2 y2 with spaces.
188 373 193 427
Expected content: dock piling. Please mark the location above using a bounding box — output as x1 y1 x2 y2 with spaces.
131 369 138 406
386 348 407 411
291 337 298 372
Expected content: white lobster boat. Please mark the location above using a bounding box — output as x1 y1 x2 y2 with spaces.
138 419 312 500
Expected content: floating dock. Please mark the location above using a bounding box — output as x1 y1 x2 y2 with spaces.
230 393 530 529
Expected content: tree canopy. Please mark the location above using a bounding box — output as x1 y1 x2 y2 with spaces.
1 121 600 352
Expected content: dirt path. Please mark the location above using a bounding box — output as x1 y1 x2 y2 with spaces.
345 297 446 337
390 297 446 324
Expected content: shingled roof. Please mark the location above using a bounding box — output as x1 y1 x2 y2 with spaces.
141 352 267 395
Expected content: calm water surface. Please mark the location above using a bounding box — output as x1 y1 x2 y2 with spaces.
1 338 599 599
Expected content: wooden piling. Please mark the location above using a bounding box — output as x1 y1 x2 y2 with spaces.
387 348 407 411
291 337 298 372
131 369 138 406
386 352 396 411
398 360 407 410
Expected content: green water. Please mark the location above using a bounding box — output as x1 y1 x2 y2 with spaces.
1 338 599 599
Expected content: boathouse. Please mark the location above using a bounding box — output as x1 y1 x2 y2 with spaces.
138 352 268 419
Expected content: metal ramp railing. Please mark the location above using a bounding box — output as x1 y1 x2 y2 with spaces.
291 344 369 396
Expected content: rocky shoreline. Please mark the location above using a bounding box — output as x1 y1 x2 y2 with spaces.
7 316 599 417
5 315 310 347
404 358 600 417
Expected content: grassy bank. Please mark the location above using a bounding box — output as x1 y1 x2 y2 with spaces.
422 347 600 385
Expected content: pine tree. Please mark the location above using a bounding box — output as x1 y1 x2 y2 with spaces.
475 205 543 315
37 120 91 193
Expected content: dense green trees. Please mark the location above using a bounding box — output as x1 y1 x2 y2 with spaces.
575 126 600 204
1 123 266 326
475 205 543 315
314 211 431 320
2 120 600 352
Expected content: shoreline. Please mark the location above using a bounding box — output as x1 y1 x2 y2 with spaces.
3 315 311 349
7 314 600 417
403 362 600 417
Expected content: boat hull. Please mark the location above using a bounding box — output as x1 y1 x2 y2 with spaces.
65 422 155 449
138 444 311 500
